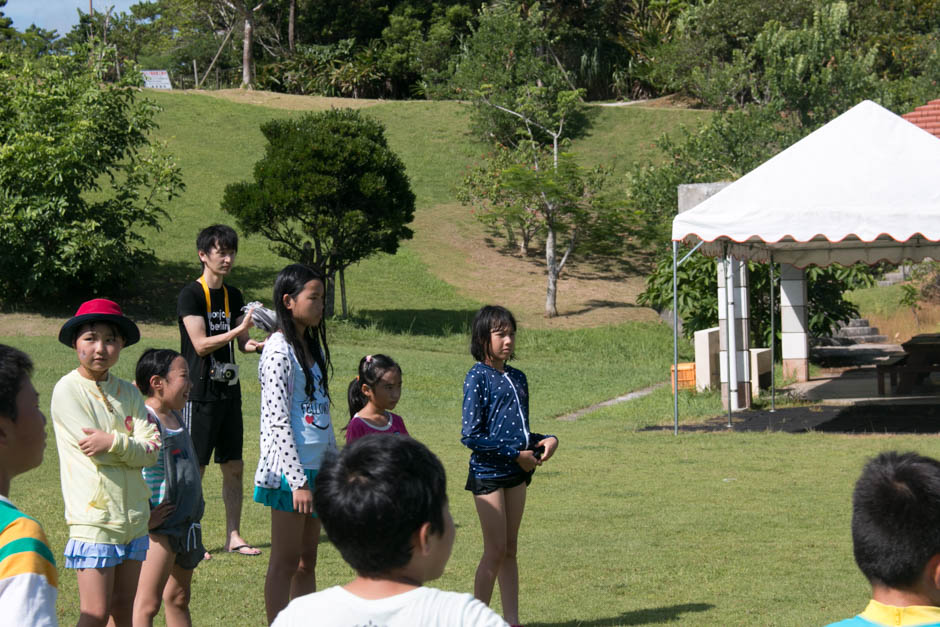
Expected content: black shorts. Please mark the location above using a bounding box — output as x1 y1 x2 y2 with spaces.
465 470 533 495
152 523 205 570
184 398 243 466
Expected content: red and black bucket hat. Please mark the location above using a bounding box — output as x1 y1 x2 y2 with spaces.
58 299 141 347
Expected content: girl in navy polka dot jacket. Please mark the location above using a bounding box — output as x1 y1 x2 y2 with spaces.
461 305 558 627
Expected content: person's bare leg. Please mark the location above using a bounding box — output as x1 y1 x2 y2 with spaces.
472 489 508 606
495 483 527 625
109 559 142 627
133 535 175 627
220 459 257 554
77 567 115 627
198 465 212 560
290 516 320 601
162 564 194 627
264 509 306 624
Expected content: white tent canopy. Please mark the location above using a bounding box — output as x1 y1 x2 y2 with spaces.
672 100 940 267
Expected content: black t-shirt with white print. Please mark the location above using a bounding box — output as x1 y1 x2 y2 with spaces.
177 280 245 402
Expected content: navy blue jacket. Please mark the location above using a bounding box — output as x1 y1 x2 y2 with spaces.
461 362 553 479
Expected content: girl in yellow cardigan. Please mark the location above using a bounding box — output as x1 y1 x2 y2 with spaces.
51 299 161 627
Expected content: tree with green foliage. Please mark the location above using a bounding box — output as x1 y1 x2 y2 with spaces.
0 47 184 304
638 255 875 345
628 3 899 344
460 89 619 317
221 109 415 317
450 0 574 147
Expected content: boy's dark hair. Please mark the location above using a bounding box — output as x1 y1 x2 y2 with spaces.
0 345 33 422
469 305 516 363
852 451 940 588
315 435 447 577
196 224 238 254
346 354 401 421
135 348 182 395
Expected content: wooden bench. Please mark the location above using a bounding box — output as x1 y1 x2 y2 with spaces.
876 354 907 395
896 362 940 393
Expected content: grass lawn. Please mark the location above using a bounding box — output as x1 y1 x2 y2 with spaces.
7 91 919 625
9 324 935 626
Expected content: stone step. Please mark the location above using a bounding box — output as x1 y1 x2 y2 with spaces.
843 318 870 328
837 326 882 338
852 334 889 344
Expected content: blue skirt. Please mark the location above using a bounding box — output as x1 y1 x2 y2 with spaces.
64 536 149 569
254 469 319 518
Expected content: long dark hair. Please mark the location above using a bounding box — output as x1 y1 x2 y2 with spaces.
346 354 401 421
273 264 331 399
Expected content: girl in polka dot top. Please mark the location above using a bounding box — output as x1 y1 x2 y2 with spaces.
461 305 558 627
253 264 337 623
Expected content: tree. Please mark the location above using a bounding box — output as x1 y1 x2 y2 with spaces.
449 0 574 147
627 4 900 345
637 255 876 345
221 109 415 317
0 46 184 304
460 91 620 317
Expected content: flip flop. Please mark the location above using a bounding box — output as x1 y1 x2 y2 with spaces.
227 544 261 556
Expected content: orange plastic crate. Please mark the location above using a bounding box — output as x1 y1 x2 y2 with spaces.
670 362 695 392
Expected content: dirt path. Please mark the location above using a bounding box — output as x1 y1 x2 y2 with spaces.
411 203 660 330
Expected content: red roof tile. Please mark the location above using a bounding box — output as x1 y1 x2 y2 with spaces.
903 99 940 138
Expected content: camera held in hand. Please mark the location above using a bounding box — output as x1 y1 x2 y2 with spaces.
209 360 239 386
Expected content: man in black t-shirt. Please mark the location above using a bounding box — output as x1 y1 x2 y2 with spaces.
178 224 263 557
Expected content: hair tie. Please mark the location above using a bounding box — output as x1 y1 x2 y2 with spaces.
355 375 359 381
365 355 372 364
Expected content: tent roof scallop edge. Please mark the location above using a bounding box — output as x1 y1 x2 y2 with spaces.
670 100 940 268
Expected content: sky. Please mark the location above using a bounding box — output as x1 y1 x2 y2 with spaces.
4 1 140 37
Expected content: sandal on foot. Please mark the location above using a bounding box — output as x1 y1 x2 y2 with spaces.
227 544 261 556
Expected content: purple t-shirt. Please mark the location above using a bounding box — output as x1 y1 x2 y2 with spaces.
345 412 409 444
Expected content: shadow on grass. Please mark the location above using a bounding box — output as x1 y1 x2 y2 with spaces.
350 308 477 336
125 260 281 324
529 602 713 626
643 404 940 434
562 300 648 318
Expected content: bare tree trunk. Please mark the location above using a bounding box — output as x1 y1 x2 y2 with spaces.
197 23 236 88
242 14 254 87
288 0 296 53
544 226 558 317
339 267 348 317
324 273 336 318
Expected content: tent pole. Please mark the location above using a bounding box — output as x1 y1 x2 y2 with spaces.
769 253 776 412
672 240 679 436
724 246 734 428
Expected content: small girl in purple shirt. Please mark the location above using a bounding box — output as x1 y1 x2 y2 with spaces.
344 354 409 444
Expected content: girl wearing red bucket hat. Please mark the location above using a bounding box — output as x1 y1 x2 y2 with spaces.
50 299 161 627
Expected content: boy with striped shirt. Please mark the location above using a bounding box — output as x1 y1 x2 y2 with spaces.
0 344 57 625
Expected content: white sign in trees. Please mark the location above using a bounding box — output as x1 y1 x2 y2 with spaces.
141 70 172 90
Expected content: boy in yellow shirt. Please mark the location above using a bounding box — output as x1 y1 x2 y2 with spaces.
0 344 58 626
825 452 940 627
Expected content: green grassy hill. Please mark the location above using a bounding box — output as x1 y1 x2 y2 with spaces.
135 91 712 326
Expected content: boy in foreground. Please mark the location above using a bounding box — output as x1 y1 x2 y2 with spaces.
0 345 58 626
826 451 940 627
272 435 508 626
